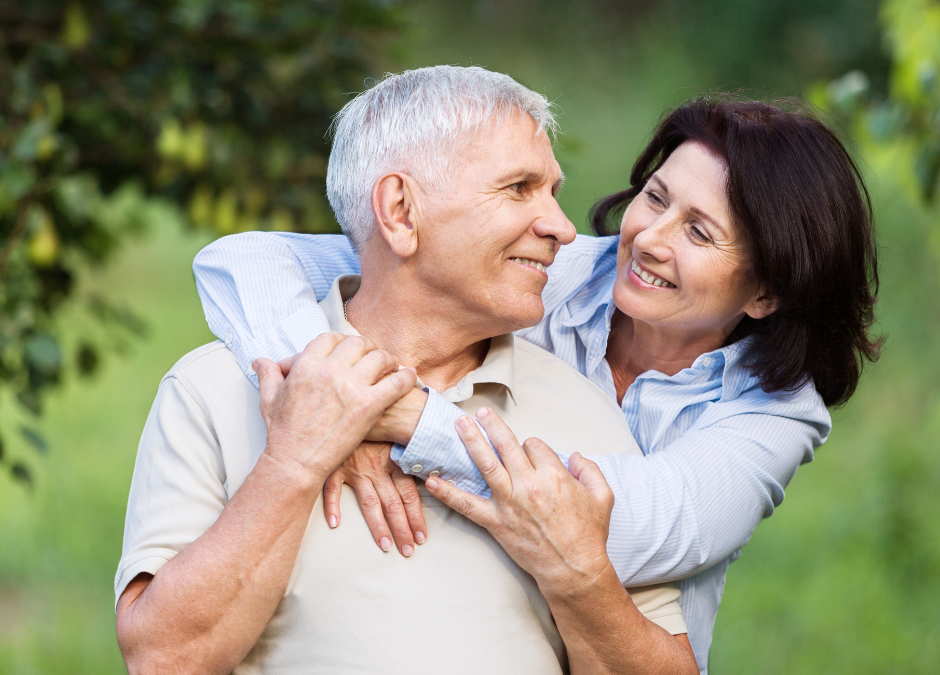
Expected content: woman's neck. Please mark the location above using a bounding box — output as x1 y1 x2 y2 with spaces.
605 311 726 404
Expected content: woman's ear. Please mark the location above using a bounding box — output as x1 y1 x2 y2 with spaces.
745 285 780 320
371 172 421 258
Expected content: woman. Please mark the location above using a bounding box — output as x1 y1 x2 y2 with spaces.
192 96 880 671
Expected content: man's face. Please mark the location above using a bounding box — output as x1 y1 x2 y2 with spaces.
413 112 576 335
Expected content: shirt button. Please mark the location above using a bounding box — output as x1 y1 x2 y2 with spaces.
447 479 457 486
428 469 441 477
700 356 713 368
411 464 424 473
224 333 233 345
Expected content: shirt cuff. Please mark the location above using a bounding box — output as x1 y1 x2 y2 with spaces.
235 308 334 387
393 388 492 497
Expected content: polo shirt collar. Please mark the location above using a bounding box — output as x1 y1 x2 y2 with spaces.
318 275 516 403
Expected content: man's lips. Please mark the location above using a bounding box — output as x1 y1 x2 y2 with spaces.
509 256 549 273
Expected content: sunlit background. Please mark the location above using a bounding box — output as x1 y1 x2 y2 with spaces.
1 1 939 672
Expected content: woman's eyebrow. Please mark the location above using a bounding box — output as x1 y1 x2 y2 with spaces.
649 175 668 193
651 174 728 236
690 207 727 236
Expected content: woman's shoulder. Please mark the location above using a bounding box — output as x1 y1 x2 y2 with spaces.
713 341 830 426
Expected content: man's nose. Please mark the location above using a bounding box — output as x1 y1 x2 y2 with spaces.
533 197 576 245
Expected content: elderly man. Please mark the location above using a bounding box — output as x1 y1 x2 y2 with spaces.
115 66 696 674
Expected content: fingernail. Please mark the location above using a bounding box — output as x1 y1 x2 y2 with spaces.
328 515 338 528
380 536 392 551
426 477 439 490
476 407 490 419
402 544 414 557
414 531 426 544
251 359 259 373
456 416 472 431
407 366 417 374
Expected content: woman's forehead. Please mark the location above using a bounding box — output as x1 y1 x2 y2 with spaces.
655 143 732 229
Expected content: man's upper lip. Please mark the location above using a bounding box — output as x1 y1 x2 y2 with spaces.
510 254 553 267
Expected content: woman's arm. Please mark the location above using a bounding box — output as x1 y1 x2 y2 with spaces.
372 380 827 585
425 408 697 675
192 231 610 383
192 232 360 384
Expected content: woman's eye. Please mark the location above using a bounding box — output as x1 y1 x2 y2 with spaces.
690 225 710 243
644 190 664 206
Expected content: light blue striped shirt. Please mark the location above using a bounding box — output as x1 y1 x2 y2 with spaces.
193 231 830 674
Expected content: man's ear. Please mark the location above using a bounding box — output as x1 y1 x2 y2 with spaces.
371 172 421 259
745 284 780 320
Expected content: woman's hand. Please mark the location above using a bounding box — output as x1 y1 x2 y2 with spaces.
364 387 429 445
322 441 427 557
425 406 615 595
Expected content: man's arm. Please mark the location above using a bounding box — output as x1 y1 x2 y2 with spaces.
116 334 415 675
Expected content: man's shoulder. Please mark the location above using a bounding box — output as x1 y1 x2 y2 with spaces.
161 341 247 390
512 337 599 392
509 337 638 456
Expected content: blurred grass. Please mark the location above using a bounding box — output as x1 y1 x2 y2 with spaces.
2 1 939 673
0 219 215 674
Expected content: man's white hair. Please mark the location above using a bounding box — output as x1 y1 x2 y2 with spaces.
326 65 558 251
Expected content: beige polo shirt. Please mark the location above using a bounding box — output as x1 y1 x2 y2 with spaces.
116 275 685 675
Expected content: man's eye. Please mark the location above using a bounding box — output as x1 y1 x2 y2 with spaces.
508 182 527 193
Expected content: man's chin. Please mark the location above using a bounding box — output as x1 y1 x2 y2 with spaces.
503 300 546 331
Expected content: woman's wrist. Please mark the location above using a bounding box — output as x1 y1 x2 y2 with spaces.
366 388 428 445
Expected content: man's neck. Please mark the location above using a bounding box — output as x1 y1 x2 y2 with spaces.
344 271 493 393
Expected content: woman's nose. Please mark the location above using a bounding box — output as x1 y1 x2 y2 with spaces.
632 215 676 261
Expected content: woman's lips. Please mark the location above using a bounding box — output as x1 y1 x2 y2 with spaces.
630 259 676 288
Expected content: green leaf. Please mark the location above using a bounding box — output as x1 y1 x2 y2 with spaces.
0 161 37 211
19 426 49 455
24 335 62 375
16 389 42 416
76 343 99 376
10 462 33 489
12 119 54 162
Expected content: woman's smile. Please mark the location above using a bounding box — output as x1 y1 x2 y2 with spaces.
629 258 676 288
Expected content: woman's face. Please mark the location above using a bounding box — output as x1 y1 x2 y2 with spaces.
613 141 775 344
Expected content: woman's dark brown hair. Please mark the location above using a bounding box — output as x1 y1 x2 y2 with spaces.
591 96 881 407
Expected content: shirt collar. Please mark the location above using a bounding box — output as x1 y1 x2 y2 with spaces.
319 274 516 403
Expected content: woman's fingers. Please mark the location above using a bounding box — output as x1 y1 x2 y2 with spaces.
473 407 532 477
425 476 493 529
390 467 427 545
370 472 419 557
454 415 513 499
347 476 395 554
322 470 344 529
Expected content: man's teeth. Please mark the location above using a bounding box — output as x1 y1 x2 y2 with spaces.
512 258 546 273
631 259 675 288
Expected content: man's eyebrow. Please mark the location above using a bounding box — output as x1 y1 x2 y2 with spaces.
493 168 564 188
649 174 727 235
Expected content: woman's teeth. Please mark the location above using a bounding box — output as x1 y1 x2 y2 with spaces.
631 259 675 288
512 257 546 273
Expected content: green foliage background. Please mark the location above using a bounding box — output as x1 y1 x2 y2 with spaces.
1 0 939 672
